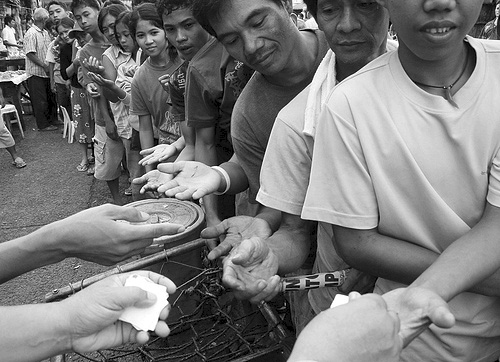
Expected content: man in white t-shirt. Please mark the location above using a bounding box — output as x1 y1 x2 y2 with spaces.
2 16 22 54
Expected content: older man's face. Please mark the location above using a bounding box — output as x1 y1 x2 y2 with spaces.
316 0 389 66
211 0 297 76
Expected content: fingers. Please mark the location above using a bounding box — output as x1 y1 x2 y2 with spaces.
132 175 147 185
205 238 219 251
157 161 185 175
200 220 228 239
428 305 455 329
154 320 171 338
162 185 189 198
126 222 186 242
119 271 177 294
207 240 233 260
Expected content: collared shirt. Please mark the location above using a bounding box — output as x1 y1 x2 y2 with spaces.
24 25 52 78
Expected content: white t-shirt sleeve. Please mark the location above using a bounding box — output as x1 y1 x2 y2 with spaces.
257 116 311 216
487 147 500 207
301 96 379 229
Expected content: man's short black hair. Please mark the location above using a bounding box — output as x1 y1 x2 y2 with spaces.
191 0 285 37
156 0 195 19
4 15 14 25
47 0 69 11
71 0 102 14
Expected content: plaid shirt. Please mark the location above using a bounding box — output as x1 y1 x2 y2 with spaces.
24 25 52 78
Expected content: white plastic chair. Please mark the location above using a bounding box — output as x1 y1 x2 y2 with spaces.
60 106 74 143
1 104 24 138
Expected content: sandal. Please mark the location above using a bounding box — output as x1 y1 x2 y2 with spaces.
11 157 27 168
76 162 89 172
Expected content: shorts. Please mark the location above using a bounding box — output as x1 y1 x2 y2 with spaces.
93 124 124 181
0 119 15 148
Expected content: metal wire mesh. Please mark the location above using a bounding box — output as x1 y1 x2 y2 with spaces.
59 265 293 362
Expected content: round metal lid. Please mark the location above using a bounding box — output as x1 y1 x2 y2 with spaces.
127 198 205 245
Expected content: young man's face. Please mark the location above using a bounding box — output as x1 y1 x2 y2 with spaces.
162 7 211 61
380 0 481 62
73 6 100 35
48 4 67 21
8 20 16 27
210 0 297 76
316 0 389 67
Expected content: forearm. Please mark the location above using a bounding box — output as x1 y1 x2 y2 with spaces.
333 226 438 286
102 83 122 104
195 140 220 223
255 205 281 233
219 155 249 195
0 303 70 362
26 52 47 69
268 214 313 275
139 117 156 172
412 203 500 300
0 223 65 283
334 223 500 298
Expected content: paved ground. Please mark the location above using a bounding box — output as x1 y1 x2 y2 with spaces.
0 113 131 306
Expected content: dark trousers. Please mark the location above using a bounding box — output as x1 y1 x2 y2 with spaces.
27 75 58 130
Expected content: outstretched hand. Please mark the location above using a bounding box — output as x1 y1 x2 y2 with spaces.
50 204 185 265
133 169 174 195
139 144 177 166
83 56 105 74
222 237 281 303
62 270 176 353
139 161 222 199
201 216 273 260
382 287 455 347
88 71 115 89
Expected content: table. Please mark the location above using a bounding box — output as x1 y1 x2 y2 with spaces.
0 57 25 71
0 70 29 131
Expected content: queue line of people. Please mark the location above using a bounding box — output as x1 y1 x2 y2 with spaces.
3 0 500 361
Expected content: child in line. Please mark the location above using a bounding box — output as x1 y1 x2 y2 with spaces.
89 9 145 199
129 3 182 174
60 18 94 172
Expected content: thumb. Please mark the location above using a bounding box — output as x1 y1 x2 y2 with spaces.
108 286 156 311
157 161 185 175
429 305 455 329
200 222 227 239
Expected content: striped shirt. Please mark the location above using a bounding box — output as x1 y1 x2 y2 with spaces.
24 25 52 78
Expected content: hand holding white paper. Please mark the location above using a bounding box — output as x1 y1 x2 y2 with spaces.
119 274 170 331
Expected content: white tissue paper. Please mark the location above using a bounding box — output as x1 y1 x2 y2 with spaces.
330 294 349 309
118 274 169 331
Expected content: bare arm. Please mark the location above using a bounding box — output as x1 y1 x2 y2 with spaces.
412 203 500 300
26 52 48 73
195 126 220 226
175 123 195 162
333 203 500 298
139 114 156 173
0 204 184 284
269 213 314 274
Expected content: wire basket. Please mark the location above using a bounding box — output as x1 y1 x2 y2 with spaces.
47 240 294 362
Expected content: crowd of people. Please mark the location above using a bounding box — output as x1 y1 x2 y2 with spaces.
2 0 500 361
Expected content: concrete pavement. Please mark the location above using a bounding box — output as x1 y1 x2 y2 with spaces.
0 114 131 306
